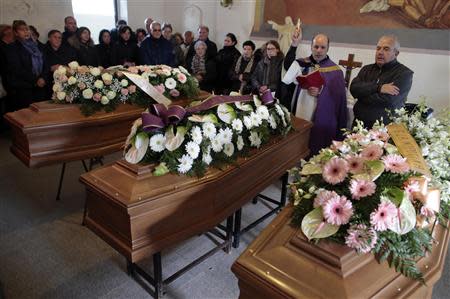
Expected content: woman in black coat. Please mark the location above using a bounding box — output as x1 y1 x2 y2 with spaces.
96 29 115 68
73 27 99 66
215 33 240 95
6 20 48 110
114 25 138 67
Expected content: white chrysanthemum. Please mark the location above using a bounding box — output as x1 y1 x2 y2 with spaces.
211 136 223 152
56 91 66 101
165 77 177 90
223 143 235 157
243 116 253 130
68 61 79 69
90 67 101 76
100 96 109 105
256 105 270 120
202 122 217 139
237 136 244 151
106 90 116 99
250 112 262 127
191 126 203 144
269 115 277 129
249 131 262 148
67 76 77 85
185 141 200 159
94 80 104 89
231 119 243 133
149 134 166 152
82 88 93 99
177 154 193 174
101 73 113 82
202 151 212 165
52 83 62 92
274 104 284 117
218 127 233 145
120 79 128 87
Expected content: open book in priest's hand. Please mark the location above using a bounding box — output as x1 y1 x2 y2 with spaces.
296 70 325 89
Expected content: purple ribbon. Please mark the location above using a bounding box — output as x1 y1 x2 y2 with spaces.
142 104 185 132
142 91 275 131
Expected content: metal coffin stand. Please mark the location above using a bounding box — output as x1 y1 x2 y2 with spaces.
79 117 312 298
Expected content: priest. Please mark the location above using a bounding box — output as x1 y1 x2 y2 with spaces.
283 33 347 155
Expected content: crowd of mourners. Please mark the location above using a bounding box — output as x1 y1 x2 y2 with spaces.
0 16 285 114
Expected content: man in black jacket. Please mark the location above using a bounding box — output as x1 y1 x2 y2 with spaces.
350 35 413 128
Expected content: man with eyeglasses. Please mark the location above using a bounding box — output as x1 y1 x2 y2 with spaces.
139 21 174 66
350 35 413 128
283 33 347 155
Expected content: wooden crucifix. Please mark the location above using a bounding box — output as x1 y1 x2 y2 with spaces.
339 54 362 88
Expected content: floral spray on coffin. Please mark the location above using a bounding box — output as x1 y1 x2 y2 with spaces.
289 119 446 281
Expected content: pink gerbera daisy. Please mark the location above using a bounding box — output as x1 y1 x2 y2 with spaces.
323 195 353 225
360 143 384 161
382 154 410 174
346 155 365 174
369 129 390 142
345 224 378 254
349 179 376 200
370 201 397 231
313 190 339 208
322 158 349 185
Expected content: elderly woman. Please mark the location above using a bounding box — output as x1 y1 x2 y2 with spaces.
251 40 284 96
188 40 217 92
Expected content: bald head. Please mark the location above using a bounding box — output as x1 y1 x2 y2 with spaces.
311 33 329 62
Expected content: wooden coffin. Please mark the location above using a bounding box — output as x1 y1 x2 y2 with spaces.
3 92 209 168
232 205 450 299
79 117 312 263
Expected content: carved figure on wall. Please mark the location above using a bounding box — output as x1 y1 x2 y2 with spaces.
267 16 301 55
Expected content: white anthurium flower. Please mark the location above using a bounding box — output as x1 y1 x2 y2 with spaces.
124 132 149 164
164 77 177 90
177 154 193 174
234 101 253 112
223 143 235 157
253 95 262 107
82 88 93 99
90 67 101 76
94 80 104 89
165 126 187 151
185 141 200 159
217 103 237 124
149 134 166 152
100 96 109 105
178 65 189 74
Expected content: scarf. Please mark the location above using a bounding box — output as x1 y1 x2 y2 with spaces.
234 55 254 75
21 38 43 76
191 54 206 75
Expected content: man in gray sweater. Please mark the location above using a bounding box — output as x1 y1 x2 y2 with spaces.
350 35 413 128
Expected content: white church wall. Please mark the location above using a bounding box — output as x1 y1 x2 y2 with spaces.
0 0 73 42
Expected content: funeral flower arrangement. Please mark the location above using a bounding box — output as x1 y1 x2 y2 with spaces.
289 108 450 281
123 93 292 177
51 62 199 115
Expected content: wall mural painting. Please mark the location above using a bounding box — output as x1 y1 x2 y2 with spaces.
253 0 449 34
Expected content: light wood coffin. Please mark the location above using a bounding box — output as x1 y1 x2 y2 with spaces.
3 92 209 168
232 205 450 299
79 117 312 263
